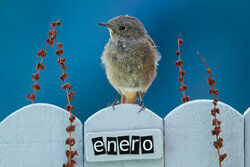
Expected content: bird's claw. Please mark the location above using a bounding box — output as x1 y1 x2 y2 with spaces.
108 94 120 111
108 101 119 111
138 101 145 112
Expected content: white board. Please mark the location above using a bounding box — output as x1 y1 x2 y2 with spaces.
84 104 164 167
164 99 244 167
244 108 250 167
0 103 83 167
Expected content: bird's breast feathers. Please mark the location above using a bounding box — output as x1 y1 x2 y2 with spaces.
102 38 157 62
101 37 160 93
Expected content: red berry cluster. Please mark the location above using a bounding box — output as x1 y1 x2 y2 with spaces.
197 52 227 167
175 34 190 103
52 26 78 167
26 20 78 167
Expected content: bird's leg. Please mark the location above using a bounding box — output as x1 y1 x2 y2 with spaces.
125 92 137 104
108 94 120 110
121 94 126 104
138 91 145 112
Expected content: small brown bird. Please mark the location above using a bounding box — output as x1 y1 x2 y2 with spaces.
98 15 160 109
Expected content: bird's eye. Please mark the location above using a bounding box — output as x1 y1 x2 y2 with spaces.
119 26 125 30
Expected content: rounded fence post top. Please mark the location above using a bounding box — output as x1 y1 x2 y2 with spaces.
0 103 82 126
85 104 162 125
164 99 243 121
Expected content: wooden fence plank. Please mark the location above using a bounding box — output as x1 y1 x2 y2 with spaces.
244 107 250 167
164 99 244 167
1 101 246 167
0 103 83 167
84 104 164 167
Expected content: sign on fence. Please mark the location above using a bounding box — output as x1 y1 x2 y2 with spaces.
164 99 244 167
84 104 164 167
0 103 83 167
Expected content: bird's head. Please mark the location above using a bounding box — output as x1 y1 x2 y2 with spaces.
98 15 147 40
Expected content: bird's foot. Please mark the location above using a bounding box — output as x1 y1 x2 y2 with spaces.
137 101 145 112
108 100 120 111
108 94 120 111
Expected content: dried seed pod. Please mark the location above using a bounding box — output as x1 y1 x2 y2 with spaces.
52 22 57 28
58 43 63 48
66 125 76 132
68 91 75 101
212 126 221 136
65 138 75 146
209 88 218 95
37 49 47 58
48 30 53 37
61 64 67 71
27 93 35 102
62 83 72 90
179 70 186 77
181 96 190 103
36 63 45 70
176 51 180 56
31 83 41 91
178 76 184 83
178 39 183 44
207 77 216 85
32 73 40 81
182 85 188 90
56 20 62 26
60 73 68 81
220 154 227 161
58 58 66 65
69 114 76 123
65 104 74 111
56 49 64 56
175 60 183 67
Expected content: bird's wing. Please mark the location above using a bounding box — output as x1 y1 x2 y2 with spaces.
146 35 156 47
146 35 161 62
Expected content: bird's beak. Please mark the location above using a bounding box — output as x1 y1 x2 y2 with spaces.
97 22 110 27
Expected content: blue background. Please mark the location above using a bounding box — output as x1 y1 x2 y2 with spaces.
0 0 249 122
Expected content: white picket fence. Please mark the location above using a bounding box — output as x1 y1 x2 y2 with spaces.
0 100 249 167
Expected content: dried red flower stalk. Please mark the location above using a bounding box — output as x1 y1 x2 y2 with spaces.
27 21 61 103
197 52 227 167
51 23 78 166
175 34 190 103
27 20 78 167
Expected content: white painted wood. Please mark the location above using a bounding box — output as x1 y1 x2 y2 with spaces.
84 104 164 167
85 129 163 162
0 103 83 167
244 107 250 167
164 99 244 167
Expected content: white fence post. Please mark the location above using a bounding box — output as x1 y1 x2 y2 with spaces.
244 108 250 167
84 104 164 167
164 99 244 167
0 103 83 167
